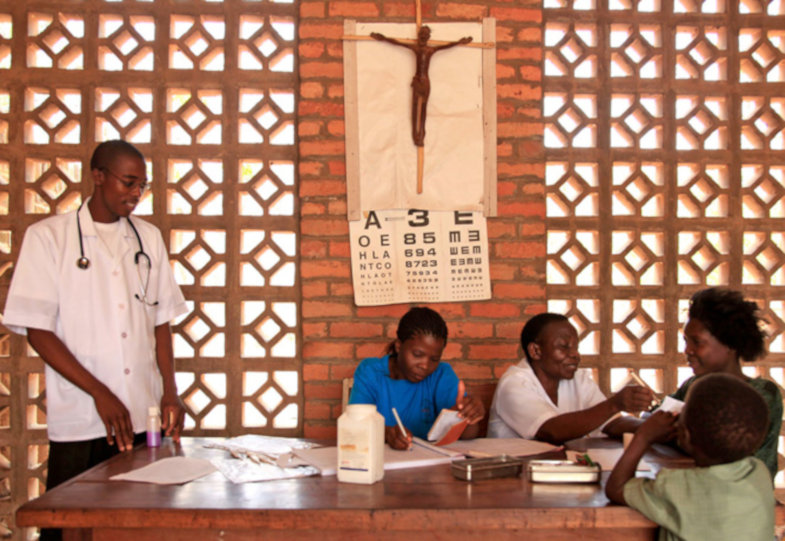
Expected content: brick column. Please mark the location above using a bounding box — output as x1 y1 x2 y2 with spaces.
297 0 545 438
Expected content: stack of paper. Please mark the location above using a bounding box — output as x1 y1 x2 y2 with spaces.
205 435 320 483
110 457 216 484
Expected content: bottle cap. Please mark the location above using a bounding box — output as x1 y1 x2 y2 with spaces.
148 406 160 416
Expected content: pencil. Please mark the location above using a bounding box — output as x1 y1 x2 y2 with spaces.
391 407 407 439
628 371 648 389
628 371 662 405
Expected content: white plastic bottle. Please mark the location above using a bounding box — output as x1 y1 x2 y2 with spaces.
337 404 384 484
146 406 162 447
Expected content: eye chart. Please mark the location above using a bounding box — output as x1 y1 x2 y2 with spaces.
349 209 491 306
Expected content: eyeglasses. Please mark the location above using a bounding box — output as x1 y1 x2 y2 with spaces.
101 168 149 194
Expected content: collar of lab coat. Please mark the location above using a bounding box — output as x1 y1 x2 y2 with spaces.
78 198 137 241
78 198 137 266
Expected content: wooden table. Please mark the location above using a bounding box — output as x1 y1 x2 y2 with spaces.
9 437 737 540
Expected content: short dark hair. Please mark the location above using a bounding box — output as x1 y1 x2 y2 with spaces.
387 307 448 357
520 313 570 363
688 287 766 362
90 140 144 171
684 373 769 464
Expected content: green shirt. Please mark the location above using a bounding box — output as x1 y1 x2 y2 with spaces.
671 376 782 479
624 457 774 541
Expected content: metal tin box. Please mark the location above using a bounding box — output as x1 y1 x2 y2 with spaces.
527 460 601 483
451 455 524 481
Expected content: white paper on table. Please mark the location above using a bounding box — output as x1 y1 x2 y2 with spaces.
659 396 685 414
210 457 320 484
293 443 456 476
204 435 320 483
566 449 651 472
412 437 464 457
204 434 313 457
445 438 559 457
110 457 216 485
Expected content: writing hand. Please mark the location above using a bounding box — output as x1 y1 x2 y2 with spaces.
92 387 134 452
384 424 412 450
459 37 473 45
160 393 186 443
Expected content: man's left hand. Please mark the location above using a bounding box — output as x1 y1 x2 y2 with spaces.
160 393 186 442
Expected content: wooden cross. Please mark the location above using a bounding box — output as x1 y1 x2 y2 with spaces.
343 0 491 194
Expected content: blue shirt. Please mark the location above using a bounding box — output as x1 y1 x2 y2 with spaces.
348 355 460 439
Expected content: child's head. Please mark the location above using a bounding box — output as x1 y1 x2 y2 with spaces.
686 287 766 365
680 373 768 466
387 307 448 383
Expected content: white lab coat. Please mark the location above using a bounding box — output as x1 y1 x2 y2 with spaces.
4 202 188 441
487 359 612 439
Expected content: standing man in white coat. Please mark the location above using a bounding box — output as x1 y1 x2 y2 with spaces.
3 140 188 540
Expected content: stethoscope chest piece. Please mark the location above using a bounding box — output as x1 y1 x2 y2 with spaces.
77 256 90 269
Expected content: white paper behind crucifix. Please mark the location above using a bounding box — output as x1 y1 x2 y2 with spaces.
344 21 497 220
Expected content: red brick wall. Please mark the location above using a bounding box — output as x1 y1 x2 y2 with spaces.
298 0 545 438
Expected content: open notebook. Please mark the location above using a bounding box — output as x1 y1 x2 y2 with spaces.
293 439 461 476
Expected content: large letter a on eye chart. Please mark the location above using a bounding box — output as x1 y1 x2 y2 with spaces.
343 19 497 221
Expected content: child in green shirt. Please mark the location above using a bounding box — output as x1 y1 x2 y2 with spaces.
606 373 775 541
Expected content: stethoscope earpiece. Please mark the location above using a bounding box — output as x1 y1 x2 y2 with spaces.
77 256 90 270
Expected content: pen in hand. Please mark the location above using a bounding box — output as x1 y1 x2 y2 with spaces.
391 407 412 450
628 371 662 408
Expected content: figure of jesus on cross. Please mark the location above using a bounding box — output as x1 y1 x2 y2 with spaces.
371 26 472 148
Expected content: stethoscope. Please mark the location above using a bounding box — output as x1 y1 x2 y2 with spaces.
76 203 158 306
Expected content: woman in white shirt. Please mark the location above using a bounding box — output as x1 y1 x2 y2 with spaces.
488 313 653 444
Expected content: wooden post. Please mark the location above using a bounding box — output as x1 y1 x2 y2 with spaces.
417 146 424 194
415 0 423 193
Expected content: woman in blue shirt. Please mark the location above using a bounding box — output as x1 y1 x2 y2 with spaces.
349 307 485 449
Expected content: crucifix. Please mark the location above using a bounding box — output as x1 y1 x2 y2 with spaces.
345 1 485 194
370 27 472 151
